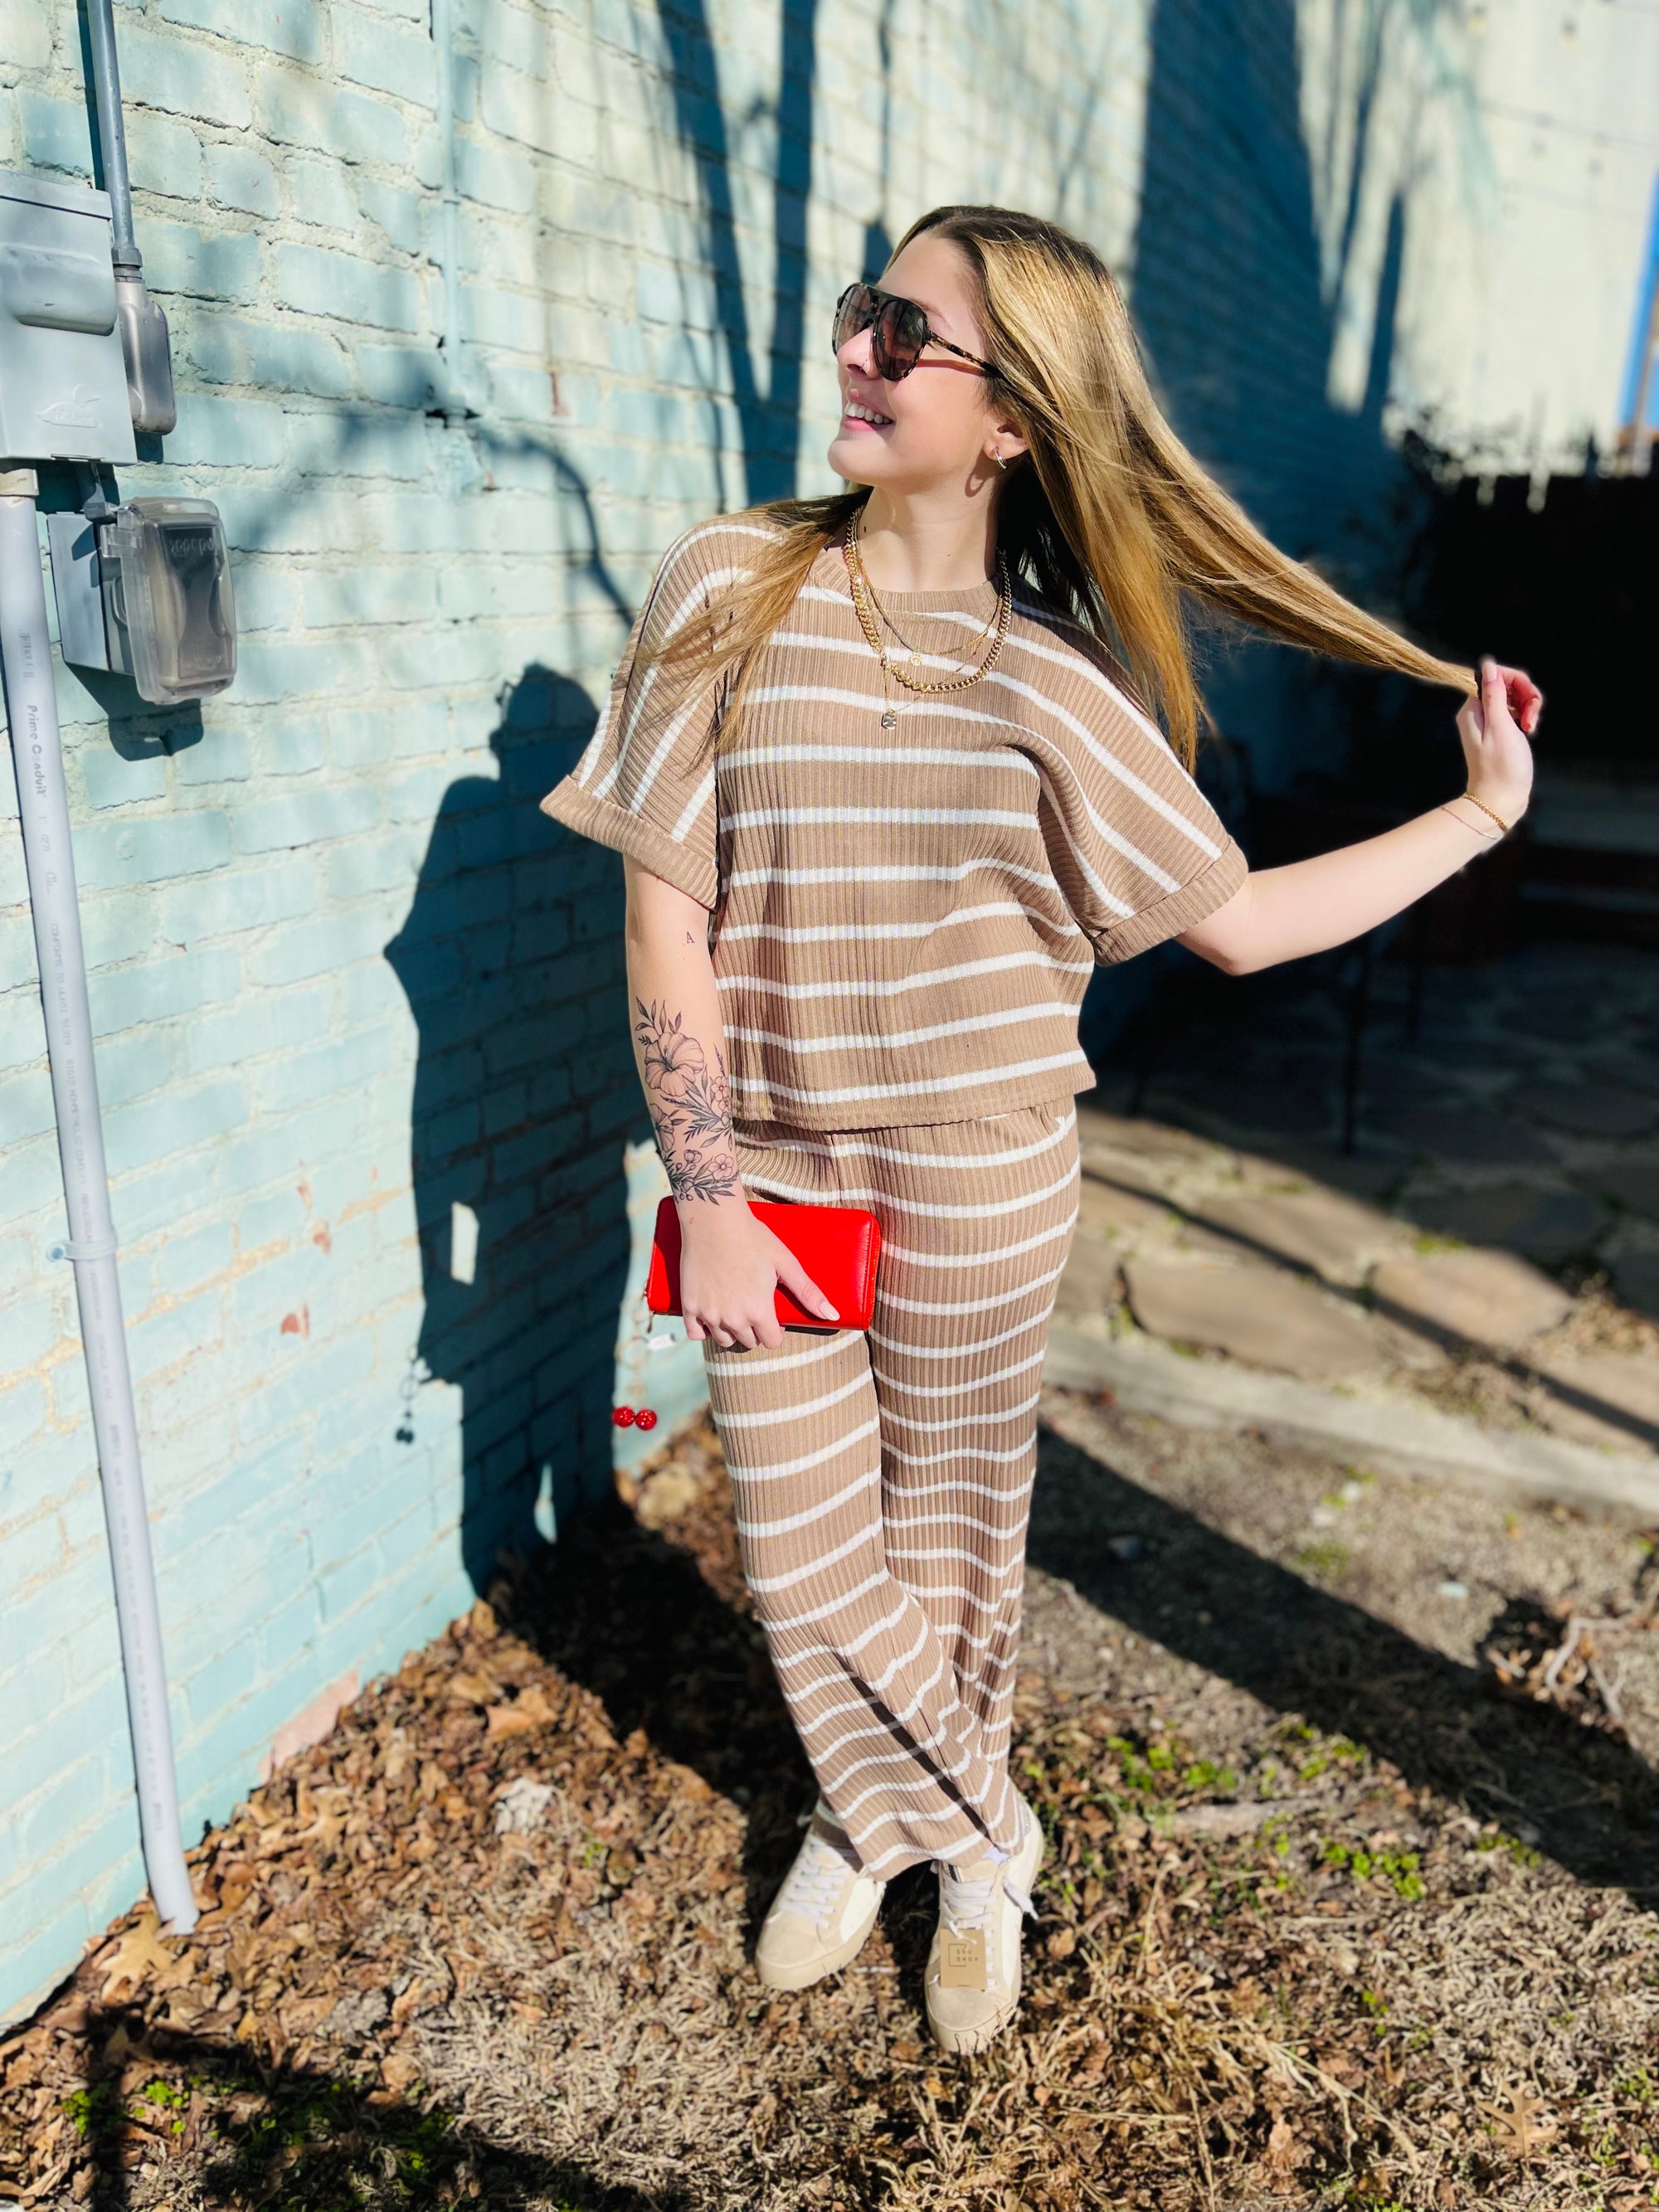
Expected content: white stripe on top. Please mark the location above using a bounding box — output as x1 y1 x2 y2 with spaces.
716 951 1092 1001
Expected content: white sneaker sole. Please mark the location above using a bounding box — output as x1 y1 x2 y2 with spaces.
755 1884 884 1991
926 1802 1047 2055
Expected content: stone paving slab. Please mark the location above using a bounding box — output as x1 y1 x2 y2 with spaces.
1505 1002 1606 1043
1531 1350 1659 1452
1196 1185 1404 1286
1584 1046 1659 1090
1075 1177 1171 1237
1370 1247 1574 1348
1589 1159 1659 1221
1042 1324 1659 1524
1121 1258 1385 1381
1054 1235 1122 1315
1269 1143 1404 1200
1148 1074 1335 1137
1074 1104 1213 1161
1613 1253 1659 1320
1406 1180 1609 1265
1365 1103 1559 1165
1526 1080 1659 1140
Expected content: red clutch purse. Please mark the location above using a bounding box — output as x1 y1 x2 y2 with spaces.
645 1196 882 1331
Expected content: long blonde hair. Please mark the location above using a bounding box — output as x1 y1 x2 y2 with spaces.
653 203 1473 769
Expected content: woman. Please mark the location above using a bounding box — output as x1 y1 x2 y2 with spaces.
542 204 1540 2054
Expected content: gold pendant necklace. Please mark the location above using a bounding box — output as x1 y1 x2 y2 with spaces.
843 516 1012 729
866 598 918 727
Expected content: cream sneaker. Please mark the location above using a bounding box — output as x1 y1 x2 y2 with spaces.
755 1801 886 1991
923 1791 1045 2054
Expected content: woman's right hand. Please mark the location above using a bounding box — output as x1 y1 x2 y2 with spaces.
677 1199 840 1349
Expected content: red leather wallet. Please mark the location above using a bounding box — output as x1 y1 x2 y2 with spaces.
645 1195 882 1331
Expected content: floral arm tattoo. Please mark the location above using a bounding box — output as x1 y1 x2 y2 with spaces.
633 996 740 1203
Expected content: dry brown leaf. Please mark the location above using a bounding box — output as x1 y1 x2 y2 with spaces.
95 1913 182 2001
1262 2113 1310 2181
1480 2089 1559 2158
215 1864 255 1913
484 1685 560 1738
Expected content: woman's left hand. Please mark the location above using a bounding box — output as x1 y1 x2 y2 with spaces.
1457 658 1541 826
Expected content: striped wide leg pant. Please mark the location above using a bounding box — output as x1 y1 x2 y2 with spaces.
702 1099 1081 1882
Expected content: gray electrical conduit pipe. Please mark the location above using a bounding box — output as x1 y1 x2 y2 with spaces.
83 0 140 271
0 474 197 1935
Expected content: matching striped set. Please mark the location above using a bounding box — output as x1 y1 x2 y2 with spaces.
542 515 1244 1874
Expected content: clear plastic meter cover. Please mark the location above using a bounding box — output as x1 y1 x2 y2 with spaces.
107 497 236 706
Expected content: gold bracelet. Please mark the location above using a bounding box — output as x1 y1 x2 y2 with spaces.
1457 790 1512 837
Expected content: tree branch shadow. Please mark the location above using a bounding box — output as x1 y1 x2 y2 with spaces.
657 0 820 505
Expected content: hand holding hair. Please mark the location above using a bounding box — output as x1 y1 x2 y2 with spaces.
1452 656 1540 837
1180 651 1545 975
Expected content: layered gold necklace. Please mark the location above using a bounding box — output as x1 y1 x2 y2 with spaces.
843 514 1013 730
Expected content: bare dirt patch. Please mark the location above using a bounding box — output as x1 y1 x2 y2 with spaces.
3 1411 1657 2211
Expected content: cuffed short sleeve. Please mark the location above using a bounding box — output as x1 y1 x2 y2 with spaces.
1012 622 1248 965
1087 838 1248 962
541 521 766 909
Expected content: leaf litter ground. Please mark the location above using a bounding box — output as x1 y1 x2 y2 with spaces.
4 1398 1658 2211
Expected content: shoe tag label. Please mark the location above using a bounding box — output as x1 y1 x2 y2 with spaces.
939 1927 986 1990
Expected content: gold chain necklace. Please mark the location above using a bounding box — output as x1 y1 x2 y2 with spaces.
866 566 1002 674
843 516 1013 730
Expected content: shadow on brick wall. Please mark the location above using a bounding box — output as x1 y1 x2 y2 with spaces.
1079 0 1467 1058
659 0 819 504
1136 0 1411 566
385 666 646 1594
1128 0 1467 806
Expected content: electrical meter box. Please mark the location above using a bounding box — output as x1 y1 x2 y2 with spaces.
50 498 236 705
0 169 135 465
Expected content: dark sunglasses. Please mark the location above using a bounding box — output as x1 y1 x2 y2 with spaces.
832 281 996 382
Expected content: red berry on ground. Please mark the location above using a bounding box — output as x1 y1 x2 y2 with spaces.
635 1407 657 1431
611 1406 635 1427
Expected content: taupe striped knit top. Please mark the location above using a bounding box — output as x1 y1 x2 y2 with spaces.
541 518 1248 1130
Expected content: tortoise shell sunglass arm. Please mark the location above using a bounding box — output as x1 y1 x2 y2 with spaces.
832 281 997 382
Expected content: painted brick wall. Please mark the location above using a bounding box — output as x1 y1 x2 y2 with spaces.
1 0 1652 2022
0 0 1155 2025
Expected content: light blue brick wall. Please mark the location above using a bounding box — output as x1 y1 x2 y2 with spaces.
0 0 1163 2025
2 0 1598 2024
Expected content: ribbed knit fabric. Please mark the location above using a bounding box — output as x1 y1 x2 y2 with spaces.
705 1100 1081 1879
540 517 1247 1130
